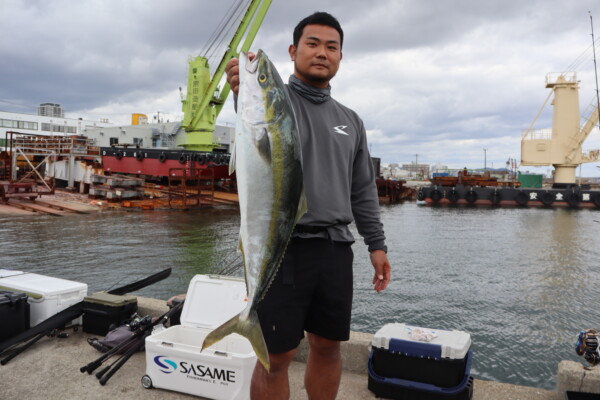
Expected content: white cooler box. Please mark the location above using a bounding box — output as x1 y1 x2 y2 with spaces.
0 272 87 326
0 269 25 278
144 275 256 400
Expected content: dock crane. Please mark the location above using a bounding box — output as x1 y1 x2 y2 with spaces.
180 0 272 151
521 72 600 187
522 15 600 188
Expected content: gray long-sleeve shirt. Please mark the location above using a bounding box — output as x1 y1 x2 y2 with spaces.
286 76 386 252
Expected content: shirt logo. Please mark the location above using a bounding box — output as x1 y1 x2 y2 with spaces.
333 125 349 136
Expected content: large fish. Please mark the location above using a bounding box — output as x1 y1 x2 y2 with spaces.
201 50 307 372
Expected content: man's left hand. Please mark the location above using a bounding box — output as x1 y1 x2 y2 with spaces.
370 250 391 293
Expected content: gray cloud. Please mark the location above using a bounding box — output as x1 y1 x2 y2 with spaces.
1 0 599 174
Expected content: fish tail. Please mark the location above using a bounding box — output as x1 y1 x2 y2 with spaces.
201 310 270 372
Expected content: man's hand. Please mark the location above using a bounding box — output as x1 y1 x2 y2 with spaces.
226 52 255 95
370 250 391 293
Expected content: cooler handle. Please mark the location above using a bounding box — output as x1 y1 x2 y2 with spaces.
367 350 473 395
388 338 441 359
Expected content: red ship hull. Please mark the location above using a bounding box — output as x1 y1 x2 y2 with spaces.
100 147 232 180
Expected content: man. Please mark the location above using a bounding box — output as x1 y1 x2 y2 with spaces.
226 12 391 400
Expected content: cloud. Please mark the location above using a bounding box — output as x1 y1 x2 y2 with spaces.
1 0 599 175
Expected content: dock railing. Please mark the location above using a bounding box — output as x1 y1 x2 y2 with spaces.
522 128 552 141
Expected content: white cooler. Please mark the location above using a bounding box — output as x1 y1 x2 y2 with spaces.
143 274 257 400
0 269 24 278
0 272 87 326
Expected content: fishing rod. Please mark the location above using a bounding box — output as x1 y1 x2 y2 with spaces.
98 331 150 386
0 331 47 365
80 300 184 380
0 302 84 356
0 268 172 361
94 337 142 379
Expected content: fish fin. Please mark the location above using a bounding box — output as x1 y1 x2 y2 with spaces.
201 310 270 372
228 140 236 175
255 128 271 164
295 188 308 224
238 237 250 290
238 235 244 254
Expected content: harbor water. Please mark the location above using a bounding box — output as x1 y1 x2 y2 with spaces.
1 202 599 390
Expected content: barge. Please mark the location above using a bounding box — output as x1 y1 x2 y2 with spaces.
100 146 231 180
419 67 600 209
417 184 600 208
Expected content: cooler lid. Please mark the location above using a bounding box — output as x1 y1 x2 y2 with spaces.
84 292 137 306
0 269 24 278
180 274 248 329
372 323 471 360
0 273 87 299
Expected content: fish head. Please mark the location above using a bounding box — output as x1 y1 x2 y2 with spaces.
239 50 290 126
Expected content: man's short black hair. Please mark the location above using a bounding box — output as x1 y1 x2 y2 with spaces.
293 12 344 49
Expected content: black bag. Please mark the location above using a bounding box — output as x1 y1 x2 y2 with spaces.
87 325 136 353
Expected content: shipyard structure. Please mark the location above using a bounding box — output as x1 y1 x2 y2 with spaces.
418 71 600 209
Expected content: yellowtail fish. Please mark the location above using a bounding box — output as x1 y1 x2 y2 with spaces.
201 50 307 372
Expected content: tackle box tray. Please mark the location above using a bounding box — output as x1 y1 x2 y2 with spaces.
368 350 474 400
0 290 30 342
371 323 472 388
83 292 138 336
144 275 256 400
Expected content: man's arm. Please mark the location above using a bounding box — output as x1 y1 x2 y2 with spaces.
350 118 391 292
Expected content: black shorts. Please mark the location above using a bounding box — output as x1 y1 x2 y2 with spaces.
256 237 354 354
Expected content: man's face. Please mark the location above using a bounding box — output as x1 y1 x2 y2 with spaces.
289 24 342 88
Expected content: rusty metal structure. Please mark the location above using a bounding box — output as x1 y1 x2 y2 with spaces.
1 131 100 203
431 169 520 188
167 167 215 209
376 179 417 204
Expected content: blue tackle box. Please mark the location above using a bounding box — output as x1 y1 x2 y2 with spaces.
368 323 473 399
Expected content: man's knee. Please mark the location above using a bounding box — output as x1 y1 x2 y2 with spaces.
307 333 341 359
257 348 297 375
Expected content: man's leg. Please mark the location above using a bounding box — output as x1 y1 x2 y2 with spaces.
305 332 341 400
251 348 297 400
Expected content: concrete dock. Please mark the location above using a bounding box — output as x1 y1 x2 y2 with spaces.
1 297 596 399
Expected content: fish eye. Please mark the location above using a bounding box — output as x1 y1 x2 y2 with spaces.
258 73 267 83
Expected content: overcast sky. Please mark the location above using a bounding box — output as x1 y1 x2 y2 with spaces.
2 0 600 176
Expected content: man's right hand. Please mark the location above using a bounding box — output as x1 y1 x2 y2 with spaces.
226 52 255 95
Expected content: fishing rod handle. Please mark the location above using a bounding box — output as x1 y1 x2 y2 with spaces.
99 332 149 386
95 365 110 380
81 331 139 373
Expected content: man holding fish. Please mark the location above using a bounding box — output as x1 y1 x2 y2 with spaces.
224 11 391 400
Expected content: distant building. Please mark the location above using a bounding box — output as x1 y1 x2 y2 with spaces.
0 109 113 141
0 108 235 152
83 122 235 151
402 163 430 179
431 163 449 173
37 103 65 118
380 163 410 180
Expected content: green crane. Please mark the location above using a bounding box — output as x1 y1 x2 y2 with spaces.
180 0 272 151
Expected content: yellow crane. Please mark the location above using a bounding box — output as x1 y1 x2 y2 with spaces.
180 0 272 151
522 14 600 187
521 72 600 187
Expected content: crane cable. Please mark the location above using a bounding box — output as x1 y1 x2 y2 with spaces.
200 0 250 73
562 36 600 74
206 2 247 61
200 0 241 56
201 0 246 57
